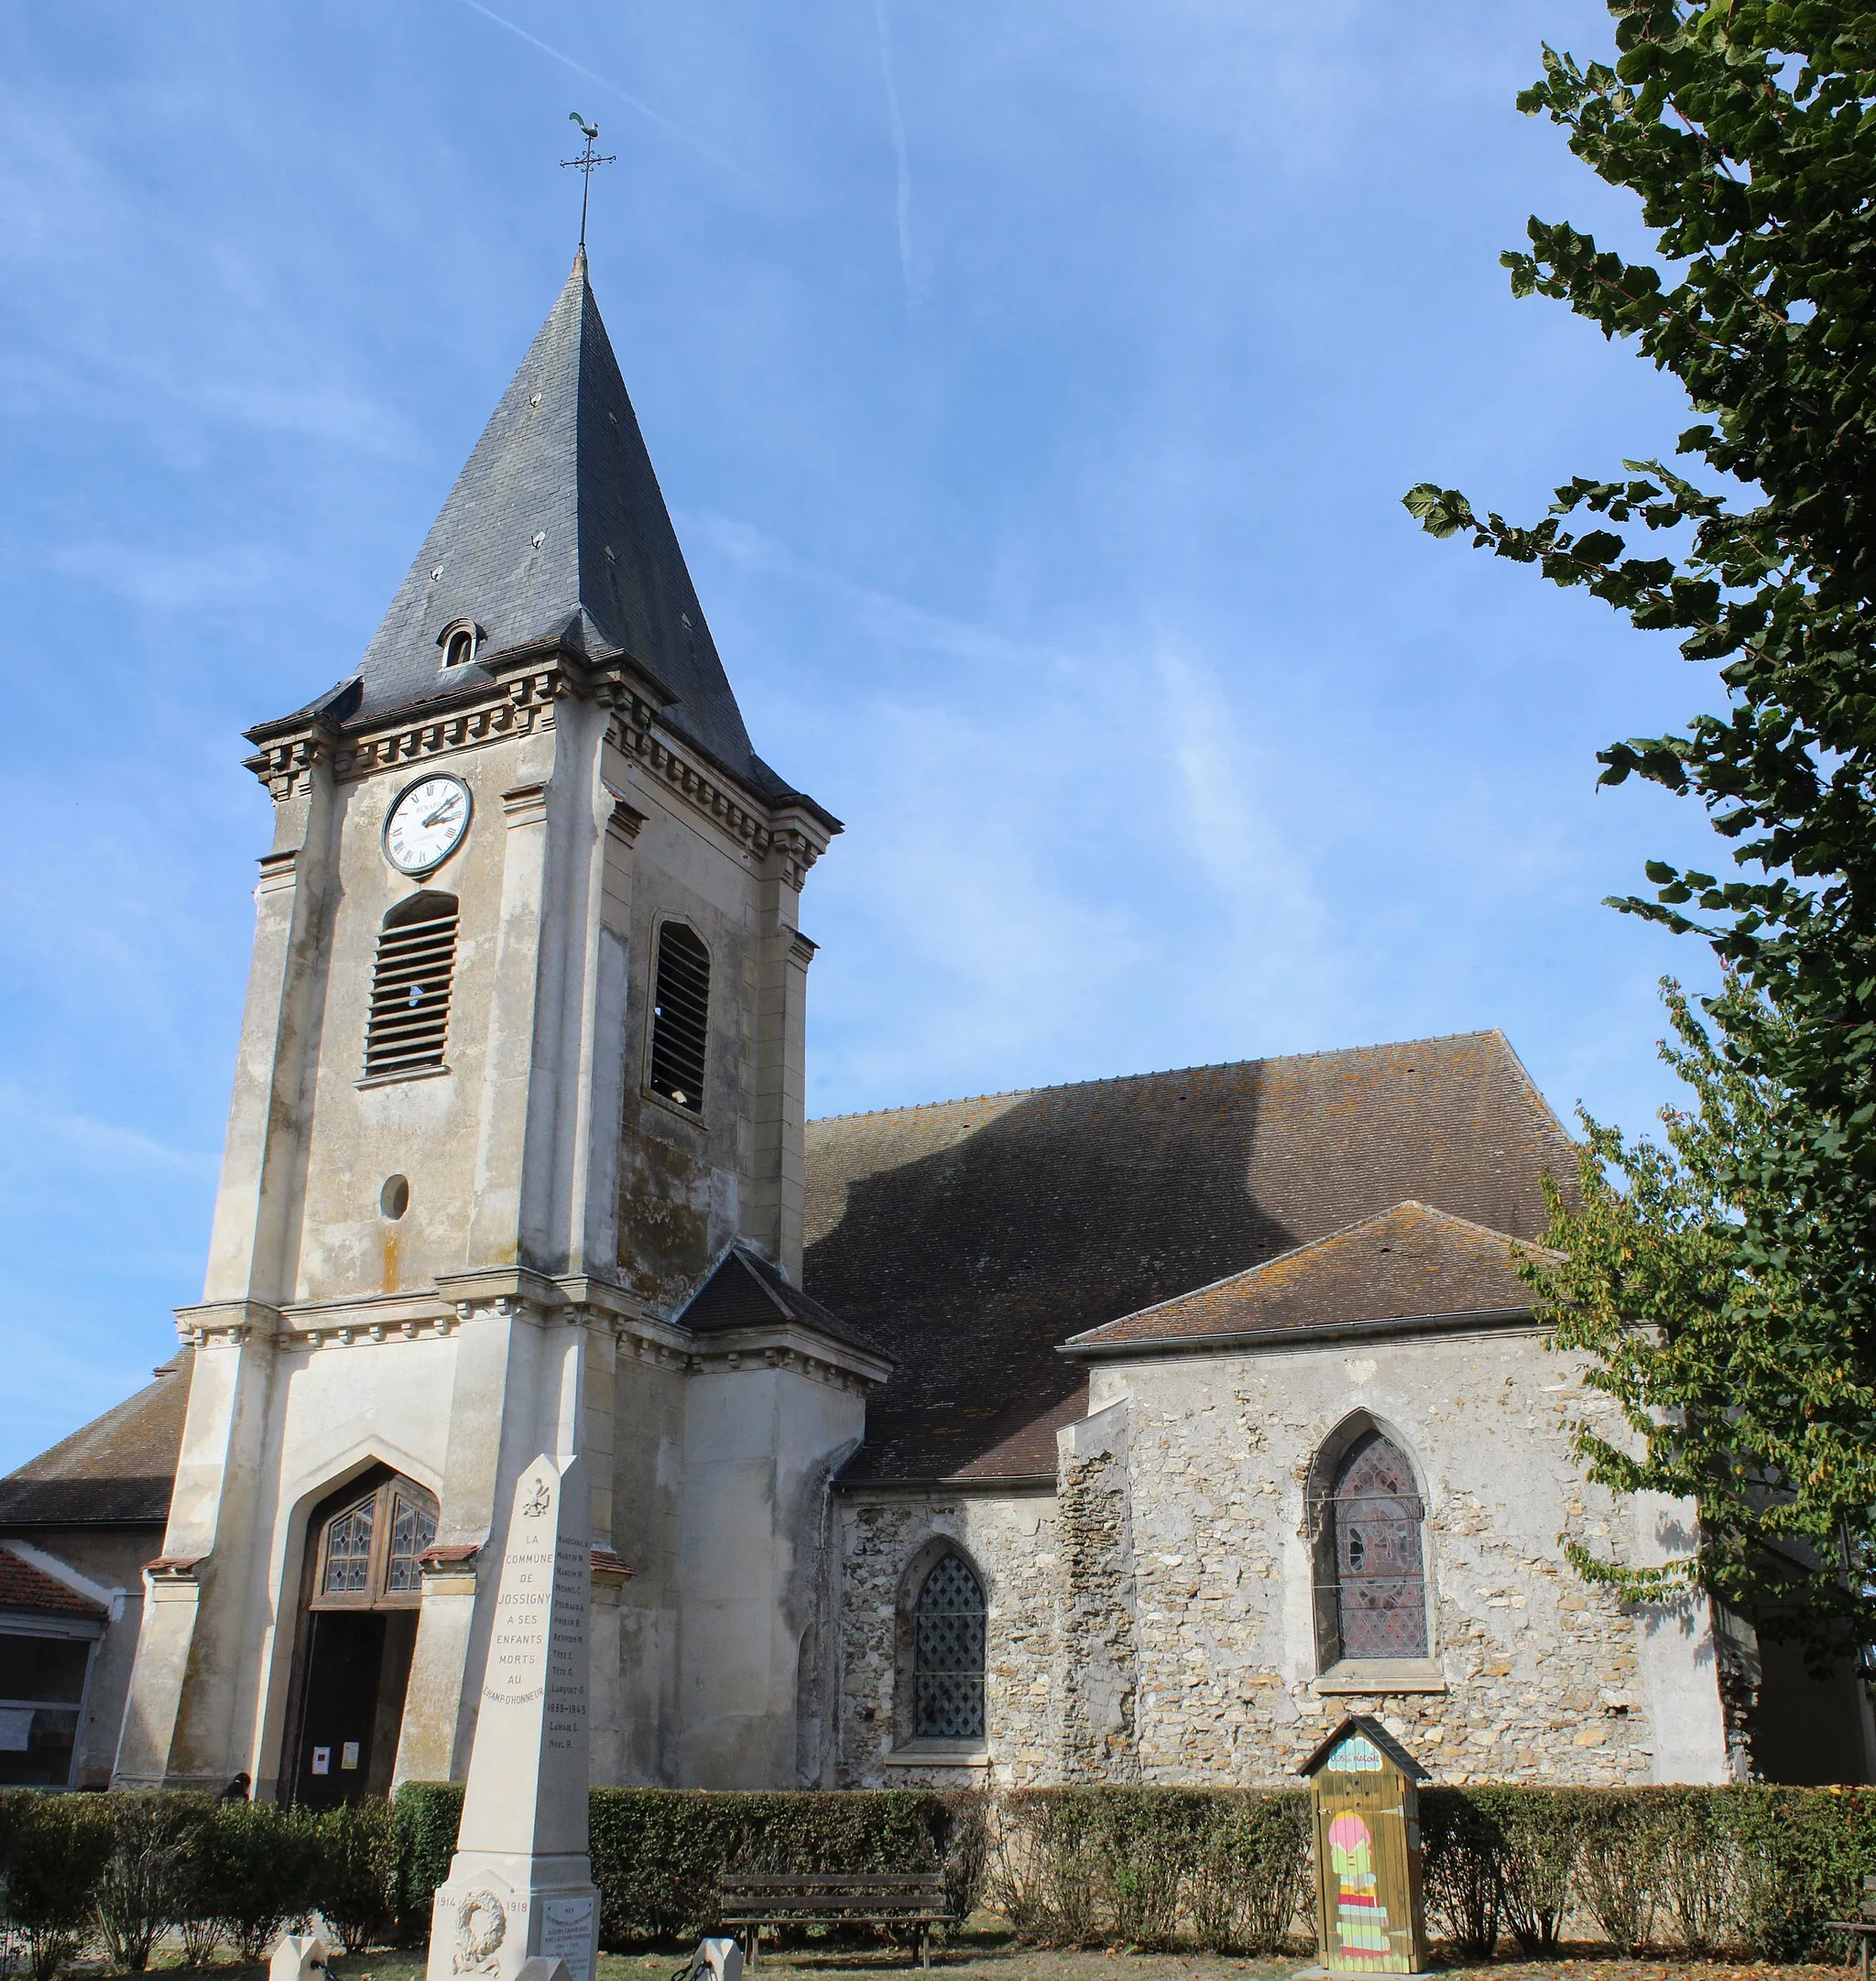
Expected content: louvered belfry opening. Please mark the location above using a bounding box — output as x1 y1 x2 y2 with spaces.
364 892 459 1079
649 921 710 1113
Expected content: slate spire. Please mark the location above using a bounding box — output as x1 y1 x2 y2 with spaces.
354 250 760 786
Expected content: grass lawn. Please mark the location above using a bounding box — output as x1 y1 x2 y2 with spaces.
106 1928 1861 1981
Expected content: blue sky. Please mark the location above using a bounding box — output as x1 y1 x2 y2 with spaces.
0 2 1729 1472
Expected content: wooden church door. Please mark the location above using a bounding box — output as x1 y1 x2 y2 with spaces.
285 1467 436 1806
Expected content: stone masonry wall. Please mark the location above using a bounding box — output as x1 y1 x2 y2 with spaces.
1056 1402 1140 1781
834 1489 1059 1788
1089 1330 1690 1787
831 1332 1728 1790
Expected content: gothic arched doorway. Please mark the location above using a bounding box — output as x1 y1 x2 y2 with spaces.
284 1466 436 1806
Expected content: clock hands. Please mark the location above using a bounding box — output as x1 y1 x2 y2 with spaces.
420 798 462 830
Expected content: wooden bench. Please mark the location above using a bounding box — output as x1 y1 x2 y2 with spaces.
1828 1871 1876 1981
717 1870 954 1969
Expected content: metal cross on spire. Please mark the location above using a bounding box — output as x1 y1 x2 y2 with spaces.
561 112 616 251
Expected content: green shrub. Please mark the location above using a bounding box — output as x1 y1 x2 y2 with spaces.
195 1799 319 1961
1475 1787 1576 1958
0 1789 115 1981
989 1790 1104 1944
1186 1792 1310 1954
309 1799 397 1954
1655 1787 1740 1955
1420 1789 1502 1960
393 1781 464 1943
93 1791 213 1972
1573 1789 1659 1956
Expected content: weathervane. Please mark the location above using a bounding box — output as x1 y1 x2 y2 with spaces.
561 112 616 251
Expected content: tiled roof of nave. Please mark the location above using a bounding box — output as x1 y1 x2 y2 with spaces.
801 1030 1576 1485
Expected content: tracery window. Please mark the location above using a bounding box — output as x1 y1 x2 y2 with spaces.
311 1476 438 1611
1315 1428 1429 1662
912 1554 986 1740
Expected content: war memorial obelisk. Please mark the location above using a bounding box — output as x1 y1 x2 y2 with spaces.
426 1454 601 1981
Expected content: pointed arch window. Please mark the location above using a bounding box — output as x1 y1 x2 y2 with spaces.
649 921 709 1114
912 1554 986 1739
311 1475 438 1611
364 892 459 1080
1313 1428 1429 1663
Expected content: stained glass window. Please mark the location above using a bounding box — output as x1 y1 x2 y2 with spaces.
386 1492 439 1593
913 1554 986 1740
1326 1431 1428 1660
322 1499 376 1596
312 1475 439 1607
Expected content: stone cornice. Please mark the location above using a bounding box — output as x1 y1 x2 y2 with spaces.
174 1299 284 1347
671 1319 893 1393
240 641 840 889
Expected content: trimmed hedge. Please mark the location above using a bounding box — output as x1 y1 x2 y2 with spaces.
6 1780 1876 1963
989 1784 1876 1960
395 1785 983 1948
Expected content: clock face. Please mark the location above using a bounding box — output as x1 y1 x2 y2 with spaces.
384 776 473 876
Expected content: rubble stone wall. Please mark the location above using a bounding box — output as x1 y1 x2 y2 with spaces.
834 1488 1060 1789
1084 1329 1675 1787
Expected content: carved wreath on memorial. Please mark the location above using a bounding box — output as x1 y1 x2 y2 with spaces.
453 1891 507 1975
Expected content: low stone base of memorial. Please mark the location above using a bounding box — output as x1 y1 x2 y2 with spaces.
427 1853 599 1981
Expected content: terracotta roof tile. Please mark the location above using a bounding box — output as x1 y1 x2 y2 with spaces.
0 1546 107 1619
802 1031 1575 1485
1065 1201 1539 1351
0 1351 191 1527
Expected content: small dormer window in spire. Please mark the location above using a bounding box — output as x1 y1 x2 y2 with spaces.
439 620 481 669
532 531 546 550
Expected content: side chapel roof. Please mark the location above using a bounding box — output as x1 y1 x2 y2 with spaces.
802 1030 1576 1486
1064 1200 1543 1354
0 1351 192 1529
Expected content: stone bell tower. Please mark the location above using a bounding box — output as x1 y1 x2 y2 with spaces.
113 252 874 1801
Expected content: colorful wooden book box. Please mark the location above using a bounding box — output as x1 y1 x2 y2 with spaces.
1298 1715 1433 1976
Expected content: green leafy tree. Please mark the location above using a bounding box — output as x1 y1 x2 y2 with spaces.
1403 0 1876 1658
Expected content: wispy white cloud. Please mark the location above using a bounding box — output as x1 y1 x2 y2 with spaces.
453 0 763 193
869 0 918 313
0 1086 217 1181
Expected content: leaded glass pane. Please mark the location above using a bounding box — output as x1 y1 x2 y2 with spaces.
913 1555 986 1739
386 1492 438 1593
322 1500 375 1595
1329 1432 1428 1659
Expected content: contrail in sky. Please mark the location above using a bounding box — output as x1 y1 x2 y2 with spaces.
456 0 761 194
869 0 917 312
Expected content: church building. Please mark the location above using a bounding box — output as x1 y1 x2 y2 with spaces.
1 256 1863 1800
